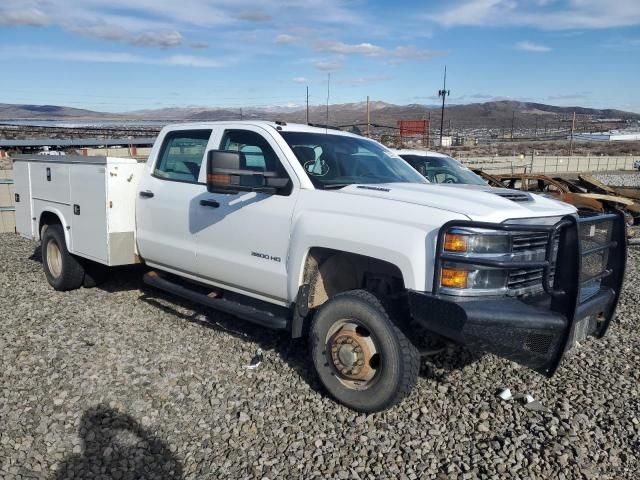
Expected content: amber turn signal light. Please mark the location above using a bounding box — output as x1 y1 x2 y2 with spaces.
441 268 468 289
444 233 468 252
207 174 231 185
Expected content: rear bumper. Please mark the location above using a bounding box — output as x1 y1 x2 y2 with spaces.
410 211 627 377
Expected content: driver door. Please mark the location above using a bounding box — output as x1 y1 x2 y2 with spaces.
190 126 299 304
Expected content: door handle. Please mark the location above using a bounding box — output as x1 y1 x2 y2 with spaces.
139 190 154 198
200 199 220 208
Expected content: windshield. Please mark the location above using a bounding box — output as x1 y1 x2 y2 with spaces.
400 154 486 186
280 132 427 189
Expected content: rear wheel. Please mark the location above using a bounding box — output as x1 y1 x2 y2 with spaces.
310 290 419 412
41 224 85 291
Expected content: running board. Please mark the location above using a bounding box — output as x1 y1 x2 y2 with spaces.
143 271 288 330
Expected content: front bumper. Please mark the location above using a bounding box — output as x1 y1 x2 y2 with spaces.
409 212 627 376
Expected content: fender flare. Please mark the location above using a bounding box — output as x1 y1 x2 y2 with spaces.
38 207 72 250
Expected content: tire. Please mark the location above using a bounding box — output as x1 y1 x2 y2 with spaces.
81 259 108 288
41 224 85 291
309 289 420 412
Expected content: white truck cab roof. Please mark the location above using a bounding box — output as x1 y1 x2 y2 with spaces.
393 149 452 159
163 120 363 139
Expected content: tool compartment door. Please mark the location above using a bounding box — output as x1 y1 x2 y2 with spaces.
13 162 34 238
69 164 109 263
30 161 71 205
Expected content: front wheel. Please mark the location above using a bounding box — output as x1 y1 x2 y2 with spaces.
41 224 85 291
310 290 420 412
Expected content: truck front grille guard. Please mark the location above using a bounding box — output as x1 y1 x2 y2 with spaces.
433 211 627 374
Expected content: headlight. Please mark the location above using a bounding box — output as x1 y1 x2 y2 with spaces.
444 231 510 254
438 226 553 296
441 265 508 291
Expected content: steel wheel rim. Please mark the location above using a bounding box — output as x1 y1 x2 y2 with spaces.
325 319 380 391
46 239 62 278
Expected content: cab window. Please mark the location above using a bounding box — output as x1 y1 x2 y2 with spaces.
219 129 291 192
154 130 212 182
220 129 283 174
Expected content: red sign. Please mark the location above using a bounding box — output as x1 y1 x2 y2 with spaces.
398 119 428 136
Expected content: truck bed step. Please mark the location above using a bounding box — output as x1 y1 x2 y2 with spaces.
143 271 288 330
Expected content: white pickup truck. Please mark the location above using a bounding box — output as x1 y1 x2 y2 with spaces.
13 121 627 412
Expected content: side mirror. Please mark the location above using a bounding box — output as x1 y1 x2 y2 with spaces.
206 150 290 194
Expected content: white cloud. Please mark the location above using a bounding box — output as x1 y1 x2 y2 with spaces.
0 45 223 67
514 41 551 52
68 23 183 48
292 77 308 84
313 41 441 64
427 0 640 30
0 7 49 26
313 58 344 71
275 34 296 45
234 11 272 22
0 0 339 52
0 1 444 69
132 30 183 48
315 41 385 56
164 54 222 67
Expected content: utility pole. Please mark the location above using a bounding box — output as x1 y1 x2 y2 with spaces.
325 73 330 131
510 111 515 141
534 115 539 138
366 95 371 137
569 111 576 156
438 65 450 146
306 86 309 124
240 108 243 120
427 111 431 147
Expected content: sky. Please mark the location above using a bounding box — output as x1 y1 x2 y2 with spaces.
0 0 639 113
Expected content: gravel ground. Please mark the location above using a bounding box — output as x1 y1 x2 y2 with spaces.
1 234 639 479
593 171 640 187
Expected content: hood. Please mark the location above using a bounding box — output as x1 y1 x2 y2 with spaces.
337 183 576 223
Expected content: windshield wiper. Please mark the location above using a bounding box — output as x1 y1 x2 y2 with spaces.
322 183 352 190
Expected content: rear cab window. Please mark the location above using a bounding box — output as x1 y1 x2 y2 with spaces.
154 130 212 183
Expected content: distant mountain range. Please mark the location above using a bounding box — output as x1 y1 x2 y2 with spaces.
1 101 638 129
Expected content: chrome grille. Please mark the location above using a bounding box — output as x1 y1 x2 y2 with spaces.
507 266 555 292
508 232 559 294
512 232 548 252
